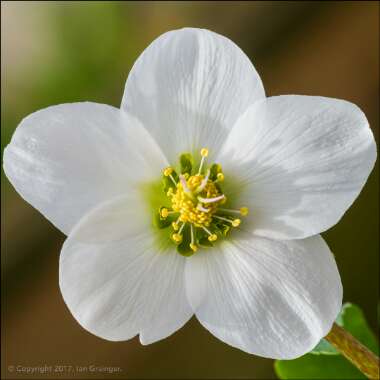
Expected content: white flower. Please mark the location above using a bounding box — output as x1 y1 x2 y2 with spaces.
3 28 376 360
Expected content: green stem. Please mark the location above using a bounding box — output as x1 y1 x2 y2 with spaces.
325 323 379 379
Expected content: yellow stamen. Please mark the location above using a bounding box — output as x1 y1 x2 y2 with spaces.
163 167 173 176
200 148 209 157
172 233 183 243
218 206 249 216
213 215 241 227
208 234 218 242
216 172 224 182
159 148 247 252
240 207 249 216
198 148 209 174
172 175 222 227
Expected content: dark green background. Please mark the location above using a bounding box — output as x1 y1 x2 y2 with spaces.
1 1 379 379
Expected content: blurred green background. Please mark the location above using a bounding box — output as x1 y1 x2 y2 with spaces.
1 1 379 379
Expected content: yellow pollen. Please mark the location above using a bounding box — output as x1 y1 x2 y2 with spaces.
232 219 241 227
172 221 179 231
208 234 218 242
240 207 249 216
169 174 222 227
163 167 173 176
200 148 209 157
217 172 224 181
160 208 169 218
190 243 198 252
172 233 183 243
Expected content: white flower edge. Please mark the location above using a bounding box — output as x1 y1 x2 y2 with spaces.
3 102 168 235
186 232 342 359
218 95 377 240
59 194 193 344
60 194 342 359
121 27 266 164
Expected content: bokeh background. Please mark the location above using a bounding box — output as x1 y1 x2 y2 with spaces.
1 1 379 379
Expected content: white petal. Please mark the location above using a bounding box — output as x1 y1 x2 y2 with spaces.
121 28 265 163
218 96 377 239
59 194 192 342
3 102 168 235
185 234 342 359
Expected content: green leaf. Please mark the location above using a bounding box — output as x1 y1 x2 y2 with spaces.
275 303 379 379
179 153 193 175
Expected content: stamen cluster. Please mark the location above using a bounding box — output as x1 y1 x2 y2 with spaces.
157 148 248 255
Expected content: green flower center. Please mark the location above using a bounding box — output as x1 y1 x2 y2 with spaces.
156 148 248 256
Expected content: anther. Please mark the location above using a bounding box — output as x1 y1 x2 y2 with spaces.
240 207 249 216
201 226 218 242
213 215 241 227
200 148 209 157
190 225 197 252
198 148 209 175
208 234 218 242
163 167 173 176
164 167 177 185
218 207 249 216
172 233 182 243
160 208 178 219
216 173 224 182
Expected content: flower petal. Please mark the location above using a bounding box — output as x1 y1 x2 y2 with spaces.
121 28 265 163
218 95 377 239
59 193 192 342
3 102 168 235
185 234 342 359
